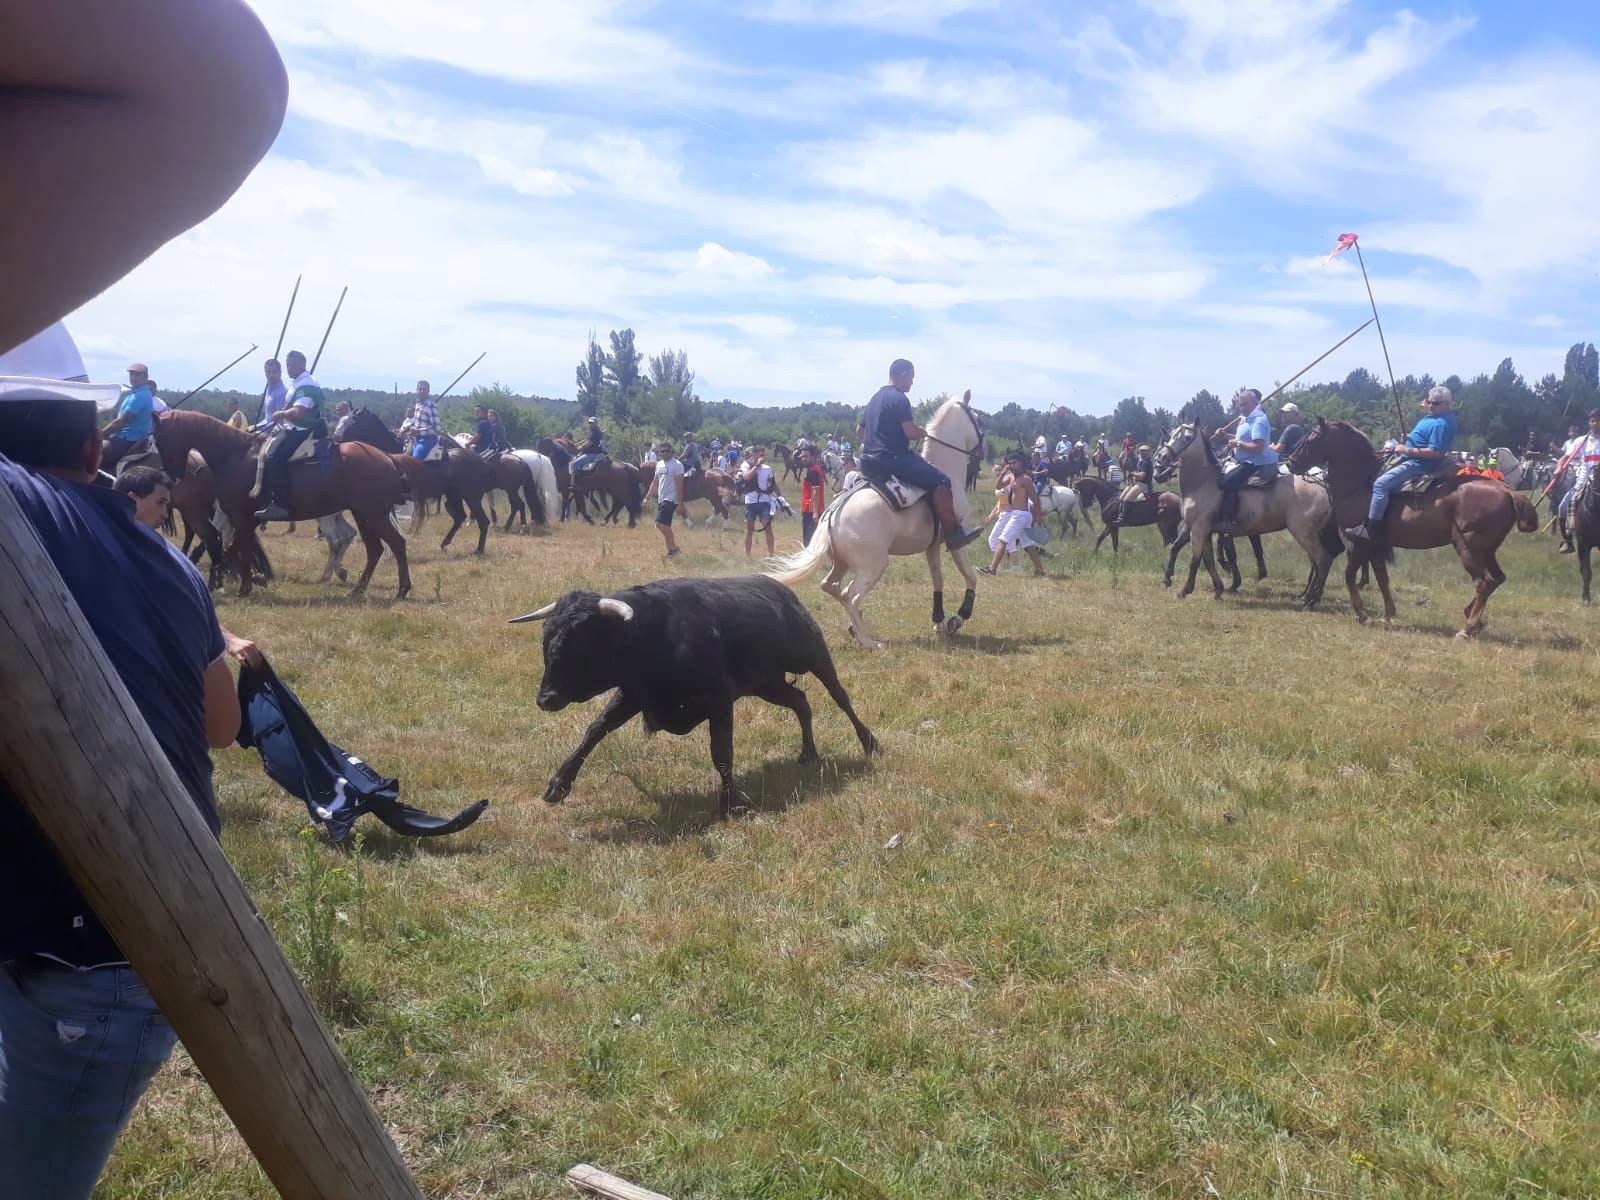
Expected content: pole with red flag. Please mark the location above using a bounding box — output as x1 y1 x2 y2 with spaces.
1326 233 1408 437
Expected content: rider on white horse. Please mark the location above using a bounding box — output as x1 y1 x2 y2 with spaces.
856 358 981 552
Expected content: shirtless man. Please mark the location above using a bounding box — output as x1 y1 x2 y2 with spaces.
980 450 1045 577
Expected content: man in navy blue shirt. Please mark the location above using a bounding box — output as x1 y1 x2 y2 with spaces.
0 378 258 1196
856 358 981 551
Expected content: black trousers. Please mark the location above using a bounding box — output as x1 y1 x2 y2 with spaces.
264 426 313 500
802 512 817 545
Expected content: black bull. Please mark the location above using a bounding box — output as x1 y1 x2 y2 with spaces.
512 576 879 816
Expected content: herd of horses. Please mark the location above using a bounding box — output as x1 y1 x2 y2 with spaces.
145 403 1569 641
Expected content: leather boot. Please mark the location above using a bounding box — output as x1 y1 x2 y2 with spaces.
931 485 982 551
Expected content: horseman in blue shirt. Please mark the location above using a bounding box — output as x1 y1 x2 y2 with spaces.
1217 387 1278 528
572 416 608 474
1344 385 1458 543
855 357 981 552
98 361 156 475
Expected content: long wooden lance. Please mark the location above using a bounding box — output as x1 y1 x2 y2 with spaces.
1261 317 1375 406
433 351 486 402
170 343 258 410
309 286 347 376
255 275 301 422
1350 240 1408 436
272 274 300 362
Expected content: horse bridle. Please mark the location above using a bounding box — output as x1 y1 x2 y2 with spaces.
922 400 985 465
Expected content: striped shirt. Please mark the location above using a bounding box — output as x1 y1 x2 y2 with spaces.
413 394 441 436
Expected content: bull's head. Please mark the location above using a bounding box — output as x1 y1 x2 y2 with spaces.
510 592 635 711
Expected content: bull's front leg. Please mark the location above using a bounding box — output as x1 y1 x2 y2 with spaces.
543 692 642 804
709 704 750 818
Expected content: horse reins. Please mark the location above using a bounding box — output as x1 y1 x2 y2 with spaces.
921 401 985 465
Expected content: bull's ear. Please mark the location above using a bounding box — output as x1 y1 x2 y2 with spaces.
509 602 557 624
598 598 634 621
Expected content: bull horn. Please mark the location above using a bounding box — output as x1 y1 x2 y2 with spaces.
508 602 557 624
598 597 634 621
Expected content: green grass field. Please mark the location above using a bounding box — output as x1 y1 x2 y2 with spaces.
104 496 1600 1199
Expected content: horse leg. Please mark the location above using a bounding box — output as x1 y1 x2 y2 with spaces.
1249 534 1267 581
842 557 891 651
1581 536 1593 606
1163 529 1188 588
926 544 947 635
1369 554 1396 623
440 492 467 550
1093 524 1112 553
1458 536 1504 638
1220 536 1242 592
350 517 385 595
502 489 520 531
381 511 411 599
952 548 977 625
233 519 260 597
1201 539 1225 598
469 494 490 554
1345 553 1368 623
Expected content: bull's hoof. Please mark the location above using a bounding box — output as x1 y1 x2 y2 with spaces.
543 778 571 805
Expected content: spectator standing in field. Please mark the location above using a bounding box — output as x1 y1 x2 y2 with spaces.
115 465 173 528
800 445 826 546
644 440 685 558
980 450 1045 578
739 445 779 557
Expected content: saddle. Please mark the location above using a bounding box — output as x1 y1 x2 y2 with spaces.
576 454 611 474
422 441 447 462
865 475 929 511
1397 470 1461 497
1119 483 1149 503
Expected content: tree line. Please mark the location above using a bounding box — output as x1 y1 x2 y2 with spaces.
173 334 1599 463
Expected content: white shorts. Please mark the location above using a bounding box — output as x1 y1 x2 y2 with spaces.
989 509 1033 552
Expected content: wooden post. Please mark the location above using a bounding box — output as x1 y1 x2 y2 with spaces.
0 482 423 1200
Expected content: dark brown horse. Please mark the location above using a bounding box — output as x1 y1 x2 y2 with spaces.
169 453 274 587
1572 480 1600 605
1091 445 1110 479
538 436 641 526
770 441 801 482
1074 476 1184 552
1289 419 1538 636
153 411 411 598
338 409 493 553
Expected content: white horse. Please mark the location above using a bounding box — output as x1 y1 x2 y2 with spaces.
1036 483 1086 537
1154 421 1339 605
769 393 982 649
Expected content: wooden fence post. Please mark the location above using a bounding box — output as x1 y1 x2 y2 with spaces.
0 481 423 1199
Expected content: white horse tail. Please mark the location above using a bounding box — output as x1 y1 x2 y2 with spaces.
512 449 561 526
768 491 849 585
768 519 835 586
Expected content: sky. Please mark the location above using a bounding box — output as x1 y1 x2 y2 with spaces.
65 0 1600 413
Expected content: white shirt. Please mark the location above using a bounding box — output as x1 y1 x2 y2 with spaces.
654 457 685 502
1572 435 1600 486
843 469 861 490
1382 438 1399 451
150 394 169 413
644 449 658 462
1055 439 1069 454
741 463 775 504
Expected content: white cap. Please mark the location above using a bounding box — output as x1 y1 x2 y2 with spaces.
1280 402 1300 414
0 376 125 412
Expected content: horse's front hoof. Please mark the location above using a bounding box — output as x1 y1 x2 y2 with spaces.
941 616 965 636
336 568 348 583
543 778 571 805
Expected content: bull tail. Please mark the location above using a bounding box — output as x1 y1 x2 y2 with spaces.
1514 491 1539 532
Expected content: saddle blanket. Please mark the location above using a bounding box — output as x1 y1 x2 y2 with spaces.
289 434 323 463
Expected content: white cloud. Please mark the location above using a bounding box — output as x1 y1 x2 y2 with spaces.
750 0 994 34
692 243 774 280
476 155 574 198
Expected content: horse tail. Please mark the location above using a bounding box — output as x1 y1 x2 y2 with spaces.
768 500 840 586
625 465 643 519
1514 491 1539 532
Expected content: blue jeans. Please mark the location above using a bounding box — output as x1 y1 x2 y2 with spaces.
572 451 605 474
860 449 949 492
411 434 439 460
0 959 177 1199
1368 458 1433 522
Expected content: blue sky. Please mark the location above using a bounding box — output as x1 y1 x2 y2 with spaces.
70 0 1600 413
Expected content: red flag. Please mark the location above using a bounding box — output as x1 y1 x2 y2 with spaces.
1322 232 1360 266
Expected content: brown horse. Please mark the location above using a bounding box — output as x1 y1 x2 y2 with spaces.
152 410 411 598
1572 479 1600 605
539 436 641 526
169 453 275 587
1074 476 1184 552
639 463 733 520
1091 445 1110 479
1289 419 1538 636
337 409 493 553
770 441 801 482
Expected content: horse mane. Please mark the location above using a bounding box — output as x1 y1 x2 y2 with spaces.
926 396 980 447
1323 420 1380 464
157 409 256 459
